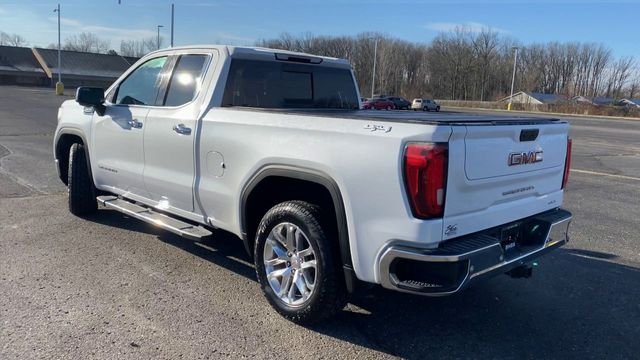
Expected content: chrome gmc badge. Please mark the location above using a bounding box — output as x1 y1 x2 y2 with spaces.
508 150 543 166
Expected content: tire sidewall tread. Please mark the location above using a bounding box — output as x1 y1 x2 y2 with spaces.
68 143 97 216
254 200 346 324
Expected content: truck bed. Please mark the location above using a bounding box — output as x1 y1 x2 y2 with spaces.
221 107 564 125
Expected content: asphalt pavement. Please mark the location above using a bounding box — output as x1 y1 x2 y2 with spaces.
0 86 638 359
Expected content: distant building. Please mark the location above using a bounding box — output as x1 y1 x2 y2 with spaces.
570 96 617 106
0 45 138 88
619 98 640 108
33 48 138 88
499 91 567 105
0 46 48 86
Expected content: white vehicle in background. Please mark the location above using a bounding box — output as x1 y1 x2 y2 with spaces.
54 45 573 324
412 98 441 111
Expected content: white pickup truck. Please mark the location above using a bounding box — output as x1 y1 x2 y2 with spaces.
54 45 573 323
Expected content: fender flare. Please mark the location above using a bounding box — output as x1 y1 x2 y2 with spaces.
54 128 94 186
240 165 354 276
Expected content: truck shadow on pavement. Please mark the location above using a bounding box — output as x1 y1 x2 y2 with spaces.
88 210 640 359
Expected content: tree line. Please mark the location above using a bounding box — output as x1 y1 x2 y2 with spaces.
258 30 640 101
4 28 638 101
41 32 164 58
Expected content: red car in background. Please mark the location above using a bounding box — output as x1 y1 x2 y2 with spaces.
362 98 395 110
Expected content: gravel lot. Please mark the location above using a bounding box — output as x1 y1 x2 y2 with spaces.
1 86 639 359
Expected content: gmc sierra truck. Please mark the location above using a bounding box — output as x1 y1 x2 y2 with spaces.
54 45 573 323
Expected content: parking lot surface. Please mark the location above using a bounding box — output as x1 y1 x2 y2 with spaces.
1 86 639 359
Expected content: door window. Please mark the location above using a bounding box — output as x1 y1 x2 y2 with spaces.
114 56 168 105
163 54 209 106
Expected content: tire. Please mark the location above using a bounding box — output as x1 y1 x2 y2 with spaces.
254 200 346 324
436 106 440 112
68 143 97 216
386 106 391 110
423 106 429 112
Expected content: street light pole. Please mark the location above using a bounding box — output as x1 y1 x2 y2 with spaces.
157 25 164 50
508 46 519 111
371 37 378 99
170 3 174 47
53 4 63 95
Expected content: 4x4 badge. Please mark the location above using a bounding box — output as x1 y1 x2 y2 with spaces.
364 124 392 133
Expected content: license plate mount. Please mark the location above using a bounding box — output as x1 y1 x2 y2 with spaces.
500 222 522 256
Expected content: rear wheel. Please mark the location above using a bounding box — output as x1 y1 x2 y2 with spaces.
67 143 97 216
423 106 429 112
386 105 391 110
254 201 346 324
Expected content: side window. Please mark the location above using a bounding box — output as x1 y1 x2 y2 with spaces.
163 54 208 106
114 56 168 105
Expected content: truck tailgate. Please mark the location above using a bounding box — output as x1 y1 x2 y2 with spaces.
442 122 570 240
464 124 567 180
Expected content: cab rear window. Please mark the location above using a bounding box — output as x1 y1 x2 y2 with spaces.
222 59 359 109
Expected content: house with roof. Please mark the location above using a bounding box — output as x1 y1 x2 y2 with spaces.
619 98 640 108
32 48 138 88
499 91 567 105
0 45 49 86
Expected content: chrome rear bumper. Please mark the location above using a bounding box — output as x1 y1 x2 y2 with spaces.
378 208 572 296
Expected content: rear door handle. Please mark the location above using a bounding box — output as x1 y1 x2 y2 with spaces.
127 119 143 129
173 123 192 135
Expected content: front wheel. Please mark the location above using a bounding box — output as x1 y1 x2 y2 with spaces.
436 106 440 112
254 201 346 324
67 143 97 216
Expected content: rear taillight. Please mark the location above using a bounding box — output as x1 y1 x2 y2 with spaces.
404 143 448 218
562 138 572 189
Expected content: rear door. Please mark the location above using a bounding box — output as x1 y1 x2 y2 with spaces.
143 50 216 212
443 121 569 239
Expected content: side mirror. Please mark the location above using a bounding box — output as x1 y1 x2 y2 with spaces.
76 87 106 116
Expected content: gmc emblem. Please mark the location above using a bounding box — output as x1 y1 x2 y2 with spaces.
508 151 543 166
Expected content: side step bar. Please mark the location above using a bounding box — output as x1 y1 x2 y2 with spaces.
97 195 212 241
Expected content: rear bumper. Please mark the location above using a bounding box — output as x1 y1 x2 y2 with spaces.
378 208 572 296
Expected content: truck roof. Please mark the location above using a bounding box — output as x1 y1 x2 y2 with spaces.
152 44 351 68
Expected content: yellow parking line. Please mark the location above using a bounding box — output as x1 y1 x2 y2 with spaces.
571 169 640 181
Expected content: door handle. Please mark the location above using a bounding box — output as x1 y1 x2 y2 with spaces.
173 123 192 135
127 119 143 129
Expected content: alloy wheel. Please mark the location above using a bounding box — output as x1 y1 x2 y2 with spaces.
263 222 317 307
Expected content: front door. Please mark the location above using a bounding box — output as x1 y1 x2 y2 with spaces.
143 52 214 212
91 55 170 198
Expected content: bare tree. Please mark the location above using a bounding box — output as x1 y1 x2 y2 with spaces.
63 32 110 53
0 32 28 46
119 37 164 57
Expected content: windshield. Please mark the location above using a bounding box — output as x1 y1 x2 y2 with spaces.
222 59 359 109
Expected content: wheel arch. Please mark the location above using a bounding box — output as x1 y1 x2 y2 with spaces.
54 129 91 186
240 165 355 288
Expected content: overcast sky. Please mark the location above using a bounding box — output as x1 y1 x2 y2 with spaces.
1 0 638 58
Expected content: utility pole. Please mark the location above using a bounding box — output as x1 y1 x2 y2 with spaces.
170 3 174 47
508 46 519 111
370 37 378 99
53 4 63 95
157 25 164 50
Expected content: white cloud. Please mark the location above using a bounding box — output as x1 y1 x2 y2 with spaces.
211 31 255 44
424 21 508 34
45 16 160 48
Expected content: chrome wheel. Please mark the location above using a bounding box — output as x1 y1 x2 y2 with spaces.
263 222 317 307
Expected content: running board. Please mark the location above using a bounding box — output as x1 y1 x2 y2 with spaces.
97 195 212 241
